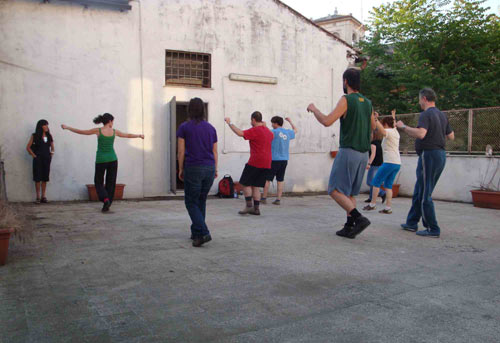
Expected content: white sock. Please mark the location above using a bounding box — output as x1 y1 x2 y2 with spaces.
385 206 392 210
369 203 376 207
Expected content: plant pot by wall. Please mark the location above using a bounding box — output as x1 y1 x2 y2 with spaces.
381 184 400 198
86 184 125 201
330 151 338 158
470 190 500 210
0 228 14 266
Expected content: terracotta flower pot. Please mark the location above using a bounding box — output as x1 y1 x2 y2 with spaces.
0 228 15 266
470 190 500 210
233 182 243 193
330 151 338 158
86 184 126 201
381 184 400 198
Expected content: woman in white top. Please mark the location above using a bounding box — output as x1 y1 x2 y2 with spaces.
364 110 401 214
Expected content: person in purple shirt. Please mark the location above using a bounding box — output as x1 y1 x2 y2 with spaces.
177 98 218 247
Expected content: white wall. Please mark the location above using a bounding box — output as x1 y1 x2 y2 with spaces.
1 0 351 201
0 0 144 201
318 19 365 45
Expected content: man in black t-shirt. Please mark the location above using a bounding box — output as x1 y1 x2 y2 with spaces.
396 88 454 238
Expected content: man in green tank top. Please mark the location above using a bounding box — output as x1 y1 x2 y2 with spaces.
307 68 376 239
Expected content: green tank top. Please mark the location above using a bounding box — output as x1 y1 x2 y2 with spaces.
340 93 372 153
96 128 117 164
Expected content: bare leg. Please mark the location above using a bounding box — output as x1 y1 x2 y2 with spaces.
277 181 284 200
371 186 380 205
262 181 270 198
252 187 261 201
35 182 41 200
243 186 252 198
385 189 393 207
330 190 355 214
41 182 47 198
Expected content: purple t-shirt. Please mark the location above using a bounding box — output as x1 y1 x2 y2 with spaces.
176 120 217 167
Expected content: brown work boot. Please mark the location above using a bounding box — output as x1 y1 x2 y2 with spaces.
248 208 261 215
238 206 253 215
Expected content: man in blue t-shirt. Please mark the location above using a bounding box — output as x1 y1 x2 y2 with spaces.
262 116 298 205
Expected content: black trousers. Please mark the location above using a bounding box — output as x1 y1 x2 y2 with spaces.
94 160 118 203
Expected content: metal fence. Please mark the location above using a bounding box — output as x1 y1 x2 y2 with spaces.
393 106 500 154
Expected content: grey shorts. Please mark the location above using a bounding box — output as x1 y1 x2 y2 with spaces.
328 148 369 196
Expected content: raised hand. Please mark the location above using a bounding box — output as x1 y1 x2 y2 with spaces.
307 103 317 113
61 124 68 130
396 120 405 128
224 117 231 124
285 117 292 122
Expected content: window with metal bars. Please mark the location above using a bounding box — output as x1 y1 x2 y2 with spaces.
165 50 211 88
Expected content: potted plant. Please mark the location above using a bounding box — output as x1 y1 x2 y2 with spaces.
0 200 33 266
86 184 126 201
470 158 500 209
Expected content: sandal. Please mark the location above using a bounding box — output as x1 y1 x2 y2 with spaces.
41 197 48 203
35 198 41 204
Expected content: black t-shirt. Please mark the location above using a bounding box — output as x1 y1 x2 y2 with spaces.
415 107 452 154
369 140 383 166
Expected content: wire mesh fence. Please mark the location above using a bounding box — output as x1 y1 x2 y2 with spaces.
393 106 500 154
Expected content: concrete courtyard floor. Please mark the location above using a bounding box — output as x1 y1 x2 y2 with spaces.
1 195 500 342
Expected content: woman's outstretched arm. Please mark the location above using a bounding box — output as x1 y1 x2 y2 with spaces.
115 130 144 139
61 125 99 136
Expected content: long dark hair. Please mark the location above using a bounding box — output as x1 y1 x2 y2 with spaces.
187 98 206 122
93 113 114 125
33 119 52 145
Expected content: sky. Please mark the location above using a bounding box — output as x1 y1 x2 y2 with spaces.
280 0 499 24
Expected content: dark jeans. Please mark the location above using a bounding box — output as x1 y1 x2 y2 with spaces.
94 160 118 203
184 165 216 238
406 150 446 233
366 165 386 199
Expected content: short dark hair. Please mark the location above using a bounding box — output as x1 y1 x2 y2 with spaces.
251 111 262 122
187 97 206 121
419 88 436 102
381 116 395 128
270 116 283 126
343 68 361 91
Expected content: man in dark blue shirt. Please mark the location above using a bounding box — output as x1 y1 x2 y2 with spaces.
396 88 454 238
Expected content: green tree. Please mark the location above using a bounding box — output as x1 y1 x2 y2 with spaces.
359 0 500 113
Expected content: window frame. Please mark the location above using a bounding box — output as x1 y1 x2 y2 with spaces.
165 50 212 89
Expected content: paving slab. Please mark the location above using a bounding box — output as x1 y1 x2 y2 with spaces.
1 195 499 342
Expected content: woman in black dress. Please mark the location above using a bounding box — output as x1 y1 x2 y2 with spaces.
26 119 54 203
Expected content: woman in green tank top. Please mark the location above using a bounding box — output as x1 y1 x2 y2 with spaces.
61 113 144 212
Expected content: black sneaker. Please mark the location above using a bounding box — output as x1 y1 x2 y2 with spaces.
192 237 204 247
203 234 212 244
102 200 111 213
381 193 387 204
351 215 371 237
364 198 372 203
336 224 355 239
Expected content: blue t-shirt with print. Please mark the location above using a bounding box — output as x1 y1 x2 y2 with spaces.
271 127 295 161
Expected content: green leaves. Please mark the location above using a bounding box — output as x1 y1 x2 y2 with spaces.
360 0 500 113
